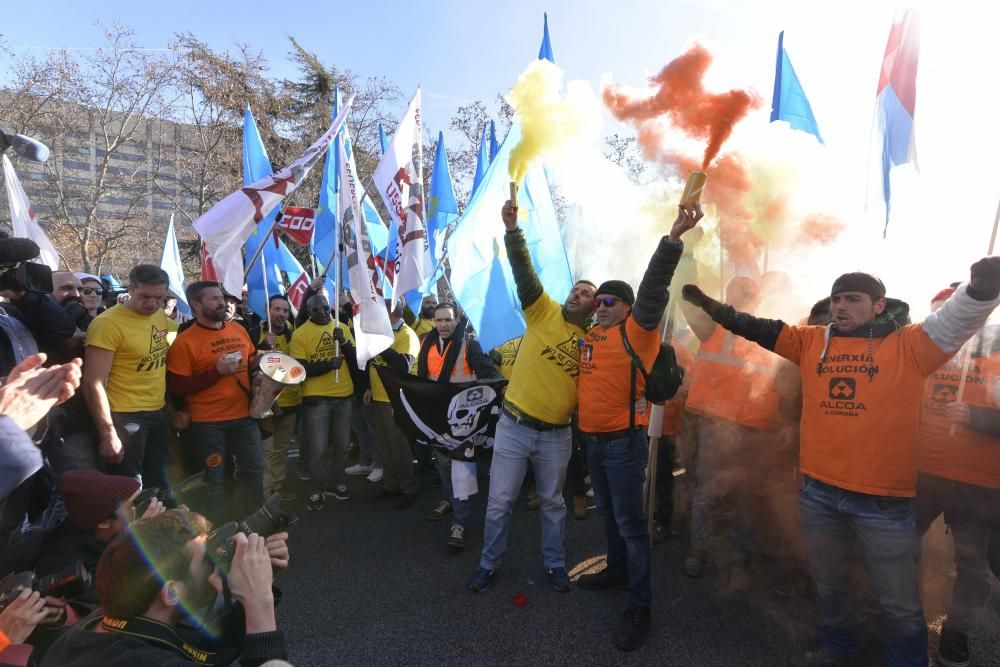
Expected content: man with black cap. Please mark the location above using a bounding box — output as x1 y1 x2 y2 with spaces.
682 259 1000 667
574 203 701 651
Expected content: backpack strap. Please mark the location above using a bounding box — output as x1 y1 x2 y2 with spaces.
620 321 645 429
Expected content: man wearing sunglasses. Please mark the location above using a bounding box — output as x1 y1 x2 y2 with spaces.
574 203 702 651
470 201 598 595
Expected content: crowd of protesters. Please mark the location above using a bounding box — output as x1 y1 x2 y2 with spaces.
0 193 998 666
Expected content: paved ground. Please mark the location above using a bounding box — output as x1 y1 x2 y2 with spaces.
273 459 1000 666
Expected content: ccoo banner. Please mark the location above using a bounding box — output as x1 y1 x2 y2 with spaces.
276 206 316 245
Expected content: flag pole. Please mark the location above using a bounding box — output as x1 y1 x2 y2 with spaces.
950 197 1000 435
260 244 273 335
643 296 678 544
242 206 286 281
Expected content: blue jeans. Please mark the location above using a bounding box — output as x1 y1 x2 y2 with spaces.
584 429 651 608
798 476 926 667
480 414 572 571
351 394 379 468
112 409 170 491
301 396 352 494
436 450 472 529
189 417 264 522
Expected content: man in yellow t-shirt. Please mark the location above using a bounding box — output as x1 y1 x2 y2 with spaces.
83 264 172 491
364 301 420 508
470 201 597 595
255 294 301 501
404 294 438 341
290 293 356 511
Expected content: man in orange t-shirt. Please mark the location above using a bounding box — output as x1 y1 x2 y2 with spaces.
682 260 1000 667
575 203 701 652
167 281 260 523
915 292 1000 667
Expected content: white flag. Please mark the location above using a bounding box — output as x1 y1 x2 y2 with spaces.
337 136 393 367
159 215 190 316
194 94 355 297
372 87 430 301
2 155 59 270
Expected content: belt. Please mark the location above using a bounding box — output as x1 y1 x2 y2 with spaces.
581 427 644 442
502 404 567 432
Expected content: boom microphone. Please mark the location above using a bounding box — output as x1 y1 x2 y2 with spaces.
0 130 50 163
0 237 40 268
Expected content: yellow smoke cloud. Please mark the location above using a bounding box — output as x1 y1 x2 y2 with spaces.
507 60 600 183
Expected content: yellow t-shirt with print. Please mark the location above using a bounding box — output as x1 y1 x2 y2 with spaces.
87 306 170 412
166 318 179 345
290 321 355 399
369 323 419 403
492 337 522 381
258 325 303 407
505 293 586 426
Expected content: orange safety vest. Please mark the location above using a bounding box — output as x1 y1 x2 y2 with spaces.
426 338 475 382
685 326 780 430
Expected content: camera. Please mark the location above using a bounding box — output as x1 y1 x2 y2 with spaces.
205 494 297 572
0 260 52 295
133 472 210 518
0 561 92 610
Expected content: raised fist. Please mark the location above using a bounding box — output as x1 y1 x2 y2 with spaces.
970 257 1000 294
682 284 711 307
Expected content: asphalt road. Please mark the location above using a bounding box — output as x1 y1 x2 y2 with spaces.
273 458 1000 666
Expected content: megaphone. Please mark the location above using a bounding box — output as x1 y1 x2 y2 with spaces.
250 352 306 419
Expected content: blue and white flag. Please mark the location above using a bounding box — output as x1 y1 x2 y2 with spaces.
770 31 823 143
160 215 190 316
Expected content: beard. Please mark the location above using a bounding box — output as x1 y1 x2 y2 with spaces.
203 306 227 323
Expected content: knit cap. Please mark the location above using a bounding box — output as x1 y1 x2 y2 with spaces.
58 470 139 531
595 280 635 306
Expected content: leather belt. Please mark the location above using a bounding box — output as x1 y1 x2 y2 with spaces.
502 404 567 432
581 427 644 442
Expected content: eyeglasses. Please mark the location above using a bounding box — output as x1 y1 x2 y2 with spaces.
81 288 103 296
594 296 622 308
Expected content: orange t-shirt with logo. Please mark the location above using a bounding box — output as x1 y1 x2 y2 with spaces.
578 317 660 433
166 322 255 422
917 345 1000 489
773 323 952 497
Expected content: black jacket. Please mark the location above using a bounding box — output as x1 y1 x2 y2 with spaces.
416 320 503 382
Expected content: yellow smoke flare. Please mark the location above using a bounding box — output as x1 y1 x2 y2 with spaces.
507 60 600 184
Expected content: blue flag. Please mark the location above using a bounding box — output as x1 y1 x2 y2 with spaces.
427 131 458 266
446 123 573 351
160 215 190 316
770 31 823 143
378 123 390 155
242 105 306 318
538 13 555 63
471 124 490 198
488 120 499 162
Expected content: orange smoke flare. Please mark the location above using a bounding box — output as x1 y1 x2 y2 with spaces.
602 44 760 169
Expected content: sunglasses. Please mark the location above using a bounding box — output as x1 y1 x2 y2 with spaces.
81 287 103 296
594 296 622 308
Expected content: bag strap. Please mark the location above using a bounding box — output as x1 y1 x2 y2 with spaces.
619 321 650 377
620 321 643 429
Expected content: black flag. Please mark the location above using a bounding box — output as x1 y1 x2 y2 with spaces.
375 366 506 461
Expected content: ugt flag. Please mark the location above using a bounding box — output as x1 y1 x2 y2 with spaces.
195 94 354 298
338 135 393 367
2 155 59 270
373 87 430 303
376 366 505 461
160 215 190 316
866 8 919 235
769 31 823 143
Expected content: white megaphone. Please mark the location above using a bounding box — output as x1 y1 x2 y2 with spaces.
250 352 306 419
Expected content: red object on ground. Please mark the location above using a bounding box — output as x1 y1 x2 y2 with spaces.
513 593 528 607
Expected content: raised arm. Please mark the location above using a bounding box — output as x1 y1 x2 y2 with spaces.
501 201 544 309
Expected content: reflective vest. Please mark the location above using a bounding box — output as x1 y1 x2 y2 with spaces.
426 338 475 382
685 326 780 429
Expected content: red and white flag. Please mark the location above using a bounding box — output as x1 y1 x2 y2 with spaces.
287 271 311 311
194 94 354 297
338 135 393 367
276 206 316 246
373 87 430 302
2 155 59 270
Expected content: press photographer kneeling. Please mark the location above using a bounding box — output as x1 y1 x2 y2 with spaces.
41 510 289 666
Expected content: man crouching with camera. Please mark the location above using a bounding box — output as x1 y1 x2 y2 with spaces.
41 510 289 666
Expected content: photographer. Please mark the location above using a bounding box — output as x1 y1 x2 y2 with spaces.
0 589 66 666
41 510 289 666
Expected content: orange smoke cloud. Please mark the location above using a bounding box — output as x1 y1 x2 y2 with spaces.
795 213 846 246
602 44 761 169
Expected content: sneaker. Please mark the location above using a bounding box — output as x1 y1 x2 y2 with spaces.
546 566 572 592
395 492 418 509
937 626 970 667
527 486 541 510
325 484 350 501
613 606 651 651
786 644 852 667
448 525 465 549
469 566 495 592
366 467 384 483
573 495 589 520
683 548 707 578
728 559 752 593
345 463 373 476
577 568 629 591
279 488 297 502
586 487 595 498
429 500 453 521
306 493 324 511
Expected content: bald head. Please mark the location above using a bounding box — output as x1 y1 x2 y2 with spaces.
51 271 82 306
